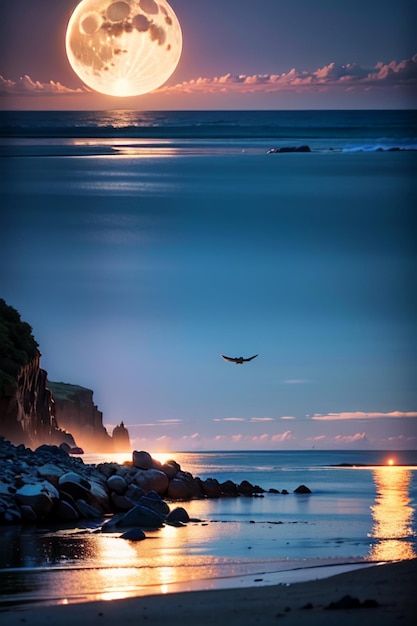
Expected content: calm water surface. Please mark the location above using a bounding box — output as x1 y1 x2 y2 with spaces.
1 110 416 606
1 450 416 607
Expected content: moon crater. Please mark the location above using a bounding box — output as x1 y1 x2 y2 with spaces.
66 0 182 97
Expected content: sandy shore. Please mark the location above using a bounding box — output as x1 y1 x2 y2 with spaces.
1 558 416 626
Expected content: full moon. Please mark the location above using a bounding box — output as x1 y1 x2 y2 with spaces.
65 0 182 97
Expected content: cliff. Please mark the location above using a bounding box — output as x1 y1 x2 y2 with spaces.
0 300 131 453
0 299 74 448
112 420 131 452
48 382 131 453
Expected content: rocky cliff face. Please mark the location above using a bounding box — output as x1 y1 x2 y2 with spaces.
0 355 75 449
48 382 131 453
112 421 131 452
0 300 131 453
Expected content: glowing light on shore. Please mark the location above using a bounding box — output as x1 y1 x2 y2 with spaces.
151 452 175 465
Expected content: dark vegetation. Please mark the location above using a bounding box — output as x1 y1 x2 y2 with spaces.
0 299 39 393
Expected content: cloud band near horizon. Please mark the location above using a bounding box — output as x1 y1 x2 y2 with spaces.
1 54 416 97
312 411 417 421
160 54 417 95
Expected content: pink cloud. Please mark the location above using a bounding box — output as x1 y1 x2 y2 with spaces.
252 434 270 442
334 433 368 443
271 430 295 442
306 432 369 444
250 417 275 422
312 411 417 421
158 54 417 95
181 433 200 440
0 75 84 96
213 417 246 422
210 431 297 445
372 56 417 81
2 54 415 100
379 434 417 444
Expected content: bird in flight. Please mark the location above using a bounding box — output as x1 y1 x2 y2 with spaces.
221 354 258 364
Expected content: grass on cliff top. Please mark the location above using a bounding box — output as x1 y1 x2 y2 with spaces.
48 381 93 399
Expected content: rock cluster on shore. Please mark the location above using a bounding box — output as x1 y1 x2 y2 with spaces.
0 437 311 531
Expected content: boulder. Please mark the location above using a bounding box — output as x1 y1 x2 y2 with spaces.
59 471 91 489
139 491 170 518
203 478 222 498
19 504 37 522
150 458 163 471
4 507 22 524
118 504 164 529
166 475 194 501
100 513 125 532
133 469 169 495
294 484 312 494
125 483 146 504
59 478 92 502
54 499 79 522
0 480 13 496
88 479 111 512
96 462 119 478
111 492 134 511
191 476 206 498
220 480 239 496
161 460 181 479
132 450 154 470
120 528 146 541
15 482 58 518
238 480 264 496
166 507 190 525
37 463 65 486
75 499 103 519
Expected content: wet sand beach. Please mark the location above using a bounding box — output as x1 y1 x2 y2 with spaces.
1 559 416 626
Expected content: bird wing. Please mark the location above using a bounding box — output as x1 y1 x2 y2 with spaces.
243 354 258 361
221 355 238 362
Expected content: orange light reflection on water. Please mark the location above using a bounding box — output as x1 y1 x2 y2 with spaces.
368 465 416 561
69 525 232 603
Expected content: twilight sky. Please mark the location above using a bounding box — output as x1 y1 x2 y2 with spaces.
0 0 416 110
1 1 416 453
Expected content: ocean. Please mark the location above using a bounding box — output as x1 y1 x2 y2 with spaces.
1 109 417 153
0 449 416 607
0 109 416 606
1 108 416 436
